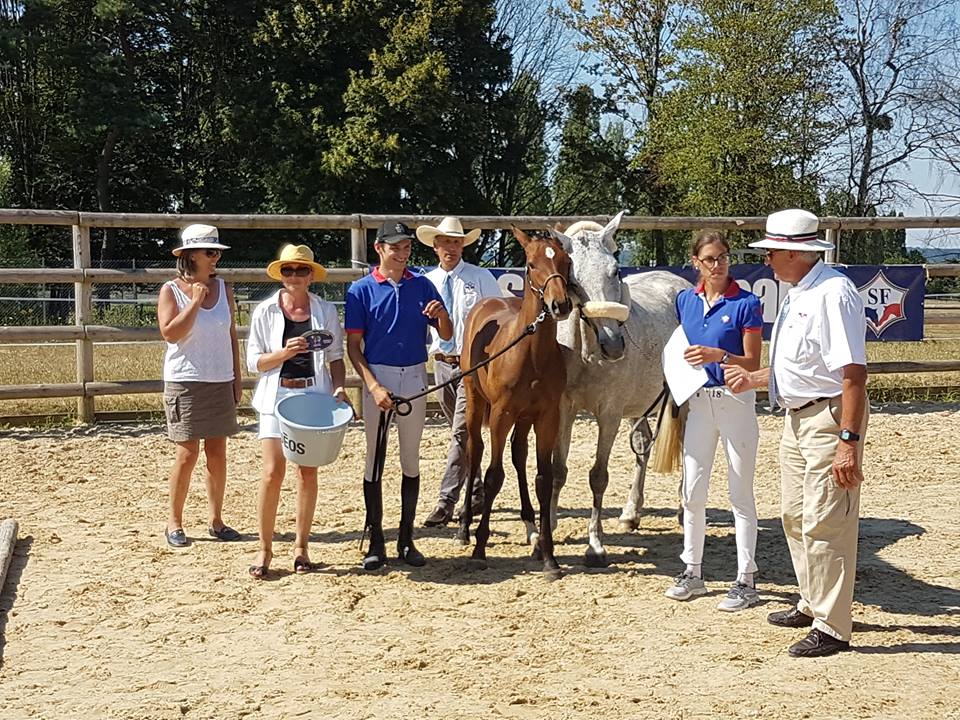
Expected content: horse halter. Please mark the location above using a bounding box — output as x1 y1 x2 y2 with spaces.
526 268 567 300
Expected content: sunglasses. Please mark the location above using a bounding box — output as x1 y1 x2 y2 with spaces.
280 265 312 277
203 248 221 258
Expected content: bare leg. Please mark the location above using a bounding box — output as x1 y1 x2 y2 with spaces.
167 440 200 533
202 436 228 531
510 420 538 546
294 464 319 564
254 439 285 570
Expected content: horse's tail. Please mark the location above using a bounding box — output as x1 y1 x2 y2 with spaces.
649 392 685 475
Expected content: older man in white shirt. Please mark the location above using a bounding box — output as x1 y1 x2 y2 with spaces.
417 217 503 526
723 209 868 658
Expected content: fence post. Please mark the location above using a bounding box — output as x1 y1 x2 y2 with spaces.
350 217 367 419
72 224 94 423
825 228 838 264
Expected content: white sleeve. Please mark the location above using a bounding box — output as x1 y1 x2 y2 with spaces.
820 283 867 371
479 268 505 298
246 304 268 374
322 301 345 361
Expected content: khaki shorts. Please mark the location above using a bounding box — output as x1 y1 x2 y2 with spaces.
164 381 238 443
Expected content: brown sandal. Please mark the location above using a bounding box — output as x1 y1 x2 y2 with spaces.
248 564 269 580
294 556 321 574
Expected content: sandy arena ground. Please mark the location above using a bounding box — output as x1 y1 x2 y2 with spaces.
0 405 958 719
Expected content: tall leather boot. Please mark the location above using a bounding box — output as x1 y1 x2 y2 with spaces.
398 474 426 566
362 479 386 571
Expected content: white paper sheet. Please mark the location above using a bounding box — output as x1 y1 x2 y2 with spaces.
661 325 709 405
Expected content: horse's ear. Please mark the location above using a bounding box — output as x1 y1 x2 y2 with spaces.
511 224 530 249
601 210 627 253
549 228 574 254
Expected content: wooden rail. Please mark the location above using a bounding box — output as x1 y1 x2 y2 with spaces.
1 208 959 422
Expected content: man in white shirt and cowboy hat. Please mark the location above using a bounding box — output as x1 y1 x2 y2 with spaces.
417 216 503 527
723 208 868 658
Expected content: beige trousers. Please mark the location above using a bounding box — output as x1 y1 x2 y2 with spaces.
779 395 868 642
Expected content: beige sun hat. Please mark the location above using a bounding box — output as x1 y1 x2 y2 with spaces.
266 244 328 281
749 209 834 251
172 224 230 256
415 216 482 247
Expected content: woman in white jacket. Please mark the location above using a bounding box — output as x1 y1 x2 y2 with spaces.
246 244 348 579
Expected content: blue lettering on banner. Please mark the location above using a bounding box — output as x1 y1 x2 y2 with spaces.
482 264 926 342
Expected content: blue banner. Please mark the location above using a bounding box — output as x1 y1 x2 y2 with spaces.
481 265 926 342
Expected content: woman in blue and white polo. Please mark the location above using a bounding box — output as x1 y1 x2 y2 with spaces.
246 244 348 579
665 231 763 611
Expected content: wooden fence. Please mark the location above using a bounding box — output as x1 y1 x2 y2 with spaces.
1 209 960 423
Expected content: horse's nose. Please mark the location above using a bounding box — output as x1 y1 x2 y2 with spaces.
600 330 626 361
551 298 573 319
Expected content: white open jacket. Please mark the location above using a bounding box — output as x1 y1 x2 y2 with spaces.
246 290 345 415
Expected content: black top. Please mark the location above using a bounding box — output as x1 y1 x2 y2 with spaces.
279 315 315 379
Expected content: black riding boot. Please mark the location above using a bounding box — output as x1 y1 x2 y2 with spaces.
398 474 426 566
362 479 386 571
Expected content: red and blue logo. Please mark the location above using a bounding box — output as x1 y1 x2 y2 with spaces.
858 271 908 336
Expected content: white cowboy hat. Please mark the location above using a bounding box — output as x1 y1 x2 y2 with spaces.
749 209 834 251
415 216 482 247
172 224 231 256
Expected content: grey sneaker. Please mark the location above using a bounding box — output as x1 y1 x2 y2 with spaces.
717 582 760 612
665 572 707 601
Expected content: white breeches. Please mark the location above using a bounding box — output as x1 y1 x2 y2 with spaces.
362 363 428 482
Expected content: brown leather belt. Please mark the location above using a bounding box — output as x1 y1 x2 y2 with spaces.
434 353 460 366
789 396 833 413
280 377 315 389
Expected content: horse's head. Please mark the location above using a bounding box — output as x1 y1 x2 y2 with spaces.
554 211 631 362
512 226 573 321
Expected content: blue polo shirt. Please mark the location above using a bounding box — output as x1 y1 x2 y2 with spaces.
345 266 444 366
676 280 762 387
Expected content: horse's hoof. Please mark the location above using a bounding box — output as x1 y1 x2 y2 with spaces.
543 567 563 582
470 557 488 571
617 518 639 533
584 551 609 568
457 529 471 547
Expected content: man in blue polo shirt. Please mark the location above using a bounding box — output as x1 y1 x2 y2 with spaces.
346 221 453 571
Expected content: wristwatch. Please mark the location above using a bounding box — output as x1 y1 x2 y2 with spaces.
838 429 860 442
720 351 730 364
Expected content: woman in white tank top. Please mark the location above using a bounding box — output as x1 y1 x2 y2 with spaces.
157 224 242 548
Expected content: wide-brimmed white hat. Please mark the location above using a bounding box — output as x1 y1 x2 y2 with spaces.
749 209 834 251
416 216 482 247
172 224 231 256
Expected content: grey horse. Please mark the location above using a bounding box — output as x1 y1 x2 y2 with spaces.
547 214 690 566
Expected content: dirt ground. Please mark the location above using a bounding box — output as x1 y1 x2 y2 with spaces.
0 404 958 720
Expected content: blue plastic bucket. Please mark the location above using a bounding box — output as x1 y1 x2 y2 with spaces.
274 392 354 467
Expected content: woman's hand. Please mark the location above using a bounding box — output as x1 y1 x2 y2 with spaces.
190 282 209 305
283 336 309 358
684 344 722 367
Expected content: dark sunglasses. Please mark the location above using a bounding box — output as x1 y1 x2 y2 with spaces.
280 265 312 277
203 248 222 258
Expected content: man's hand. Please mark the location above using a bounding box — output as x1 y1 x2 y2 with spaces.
370 383 394 410
722 363 755 394
833 441 864 489
684 345 722 367
422 300 448 320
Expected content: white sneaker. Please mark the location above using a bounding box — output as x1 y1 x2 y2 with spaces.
717 582 760 612
665 572 707 601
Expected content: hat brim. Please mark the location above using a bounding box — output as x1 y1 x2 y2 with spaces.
172 242 230 257
749 238 834 252
266 259 328 282
415 226 482 247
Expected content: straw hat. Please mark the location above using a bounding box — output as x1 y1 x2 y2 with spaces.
172 224 230 256
415 216 482 247
749 209 834 252
266 244 328 281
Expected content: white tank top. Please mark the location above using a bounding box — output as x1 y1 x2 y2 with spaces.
162 278 235 383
